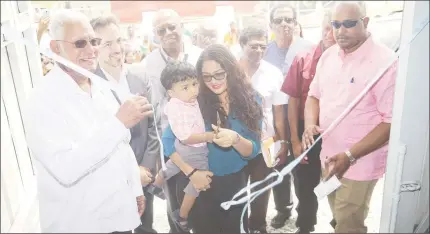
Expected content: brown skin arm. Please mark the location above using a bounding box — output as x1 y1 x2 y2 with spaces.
304 96 320 129
350 123 391 159
287 97 301 144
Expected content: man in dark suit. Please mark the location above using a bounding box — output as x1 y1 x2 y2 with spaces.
91 15 160 234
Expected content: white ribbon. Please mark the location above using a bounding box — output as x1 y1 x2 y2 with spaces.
220 20 429 233
3 19 428 233
1 25 167 173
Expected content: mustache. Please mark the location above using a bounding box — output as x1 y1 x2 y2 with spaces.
336 35 349 40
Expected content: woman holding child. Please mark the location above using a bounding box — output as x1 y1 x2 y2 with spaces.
160 44 264 233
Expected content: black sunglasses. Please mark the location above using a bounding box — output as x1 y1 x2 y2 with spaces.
202 71 226 82
273 17 296 25
331 18 365 29
249 44 267 51
156 23 177 36
56 38 101 48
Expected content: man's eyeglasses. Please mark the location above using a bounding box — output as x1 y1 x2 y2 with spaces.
56 38 101 48
331 18 365 29
156 23 178 37
202 71 226 82
249 44 267 51
273 17 296 25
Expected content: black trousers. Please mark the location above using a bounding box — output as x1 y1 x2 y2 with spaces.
191 169 249 233
245 154 272 230
272 104 294 214
292 120 322 230
165 168 249 233
134 189 156 233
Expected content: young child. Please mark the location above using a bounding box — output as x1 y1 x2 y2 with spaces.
146 61 213 231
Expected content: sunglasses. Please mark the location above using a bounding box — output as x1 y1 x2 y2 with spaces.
249 44 267 51
156 23 178 37
273 17 296 25
56 38 101 48
331 18 365 29
202 71 226 82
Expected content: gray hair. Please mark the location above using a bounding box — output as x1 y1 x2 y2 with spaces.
239 25 267 47
90 15 120 32
49 9 90 40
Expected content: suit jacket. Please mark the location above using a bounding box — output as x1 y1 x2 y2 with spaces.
95 64 160 173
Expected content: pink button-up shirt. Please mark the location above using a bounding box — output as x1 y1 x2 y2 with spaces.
308 35 398 181
164 97 206 147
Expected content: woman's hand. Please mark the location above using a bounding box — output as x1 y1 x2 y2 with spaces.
211 124 239 148
189 170 213 191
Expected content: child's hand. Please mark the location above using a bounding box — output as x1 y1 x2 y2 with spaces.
205 132 214 143
139 166 153 186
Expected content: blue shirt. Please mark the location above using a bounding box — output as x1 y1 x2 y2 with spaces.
263 39 314 76
162 112 262 176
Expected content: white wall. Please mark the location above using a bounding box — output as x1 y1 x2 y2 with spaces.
380 1 429 232
1 1 41 232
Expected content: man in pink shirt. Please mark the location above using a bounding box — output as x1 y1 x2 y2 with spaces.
303 2 398 233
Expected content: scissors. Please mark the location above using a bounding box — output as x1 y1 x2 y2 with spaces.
215 111 221 134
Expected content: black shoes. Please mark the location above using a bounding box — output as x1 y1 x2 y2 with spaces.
270 211 292 229
171 209 190 232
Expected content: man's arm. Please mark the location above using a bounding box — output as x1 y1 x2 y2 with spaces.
304 97 320 129
281 56 304 145
350 61 398 160
23 104 130 187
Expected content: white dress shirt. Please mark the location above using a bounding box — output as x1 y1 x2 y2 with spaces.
251 60 290 140
100 67 132 101
23 65 143 233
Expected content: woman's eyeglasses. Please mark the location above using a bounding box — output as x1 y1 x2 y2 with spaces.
156 23 177 36
273 17 296 25
331 18 365 29
202 71 226 82
56 38 101 48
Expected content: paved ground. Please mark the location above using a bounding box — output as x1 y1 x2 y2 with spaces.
152 177 384 233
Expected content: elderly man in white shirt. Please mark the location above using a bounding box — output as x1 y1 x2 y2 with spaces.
22 10 153 233
238 25 290 234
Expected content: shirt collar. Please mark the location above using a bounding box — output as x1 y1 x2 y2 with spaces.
50 64 104 96
312 41 324 62
159 42 187 62
169 97 198 107
100 66 128 84
338 34 374 60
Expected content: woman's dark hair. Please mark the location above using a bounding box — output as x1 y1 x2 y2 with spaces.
195 44 263 137
297 22 304 38
160 61 197 90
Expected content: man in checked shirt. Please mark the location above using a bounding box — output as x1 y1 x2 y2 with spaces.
280 10 336 234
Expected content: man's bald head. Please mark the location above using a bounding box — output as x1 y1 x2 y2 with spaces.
332 1 369 53
333 1 367 19
152 9 181 28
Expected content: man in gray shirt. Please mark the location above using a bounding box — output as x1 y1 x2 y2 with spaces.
263 4 314 230
139 9 203 233
141 9 202 134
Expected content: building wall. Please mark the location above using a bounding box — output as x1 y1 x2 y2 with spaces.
1 1 42 232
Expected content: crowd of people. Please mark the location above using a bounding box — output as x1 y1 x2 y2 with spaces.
25 1 397 233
